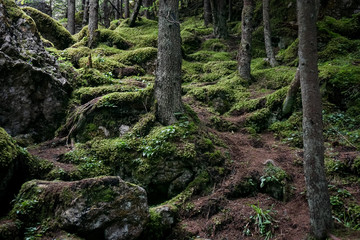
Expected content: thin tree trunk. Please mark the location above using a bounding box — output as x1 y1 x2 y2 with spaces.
115 0 120 19
238 0 254 81
209 0 228 38
297 0 333 239
124 0 130 18
129 0 142 27
228 0 232 21
155 0 183 125
282 68 300 116
67 0 76 34
204 0 212 27
263 0 277 67
88 0 99 48
82 0 89 26
144 0 153 19
103 0 110 27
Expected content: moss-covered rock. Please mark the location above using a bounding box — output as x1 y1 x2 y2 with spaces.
98 28 130 49
22 7 75 49
276 38 299 66
181 29 201 54
0 128 53 215
187 50 232 62
11 176 149 239
201 38 228 52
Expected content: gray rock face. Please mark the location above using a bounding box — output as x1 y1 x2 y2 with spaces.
13 176 149 240
0 0 70 141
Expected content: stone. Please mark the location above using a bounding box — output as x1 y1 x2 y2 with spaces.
12 176 149 240
0 0 70 142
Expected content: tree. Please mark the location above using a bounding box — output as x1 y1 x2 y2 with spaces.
82 0 89 26
209 0 228 38
129 0 142 27
124 0 129 18
297 0 333 238
103 0 110 28
238 0 254 81
67 0 75 34
203 0 212 27
144 0 154 19
88 0 98 48
155 0 183 125
282 68 300 116
262 0 277 67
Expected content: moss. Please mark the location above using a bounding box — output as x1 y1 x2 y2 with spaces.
252 26 266 58
227 176 259 199
2 0 37 32
78 55 127 73
116 17 158 48
265 86 289 110
276 38 299 66
109 19 121 30
318 37 359 61
269 111 303 147
0 128 19 167
187 50 232 62
92 44 123 56
109 47 157 65
131 113 156 137
252 66 296 90
201 61 237 82
181 60 204 83
98 28 130 49
75 68 114 87
74 25 88 42
22 7 75 49
229 98 262 116
245 108 272 132
201 38 228 52
318 13 360 40
181 29 201 54
62 46 91 67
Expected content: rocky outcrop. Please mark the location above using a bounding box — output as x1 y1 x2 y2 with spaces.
12 176 149 240
0 127 52 216
0 0 70 142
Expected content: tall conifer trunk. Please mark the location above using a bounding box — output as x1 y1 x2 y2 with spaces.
209 0 228 38
129 0 142 27
155 0 183 125
263 0 277 67
124 0 130 18
82 0 89 26
67 0 75 34
204 0 212 27
238 0 254 81
297 0 333 238
88 0 98 48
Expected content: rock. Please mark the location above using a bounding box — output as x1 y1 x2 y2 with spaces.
0 0 70 142
0 127 52 216
12 176 149 240
16 0 52 16
0 219 21 240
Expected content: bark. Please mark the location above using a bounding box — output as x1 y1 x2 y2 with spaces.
237 0 254 81
115 0 120 19
282 68 300 116
129 0 142 27
297 0 333 239
124 0 130 18
82 0 89 26
209 0 228 38
263 0 277 67
88 0 99 48
204 0 212 27
67 0 75 34
228 0 232 21
103 0 110 28
155 0 183 125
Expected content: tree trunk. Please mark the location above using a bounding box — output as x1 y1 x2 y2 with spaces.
238 0 254 81
67 0 76 34
209 0 228 38
115 0 120 19
204 0 212 27
297 0 333 239
263 0 277 67
88 0 99 48
228 0 232 21
124 0 130 18
82 0 89 26
282 68 300 116
103 0 110 28
155 0 183 125
129 0 142 27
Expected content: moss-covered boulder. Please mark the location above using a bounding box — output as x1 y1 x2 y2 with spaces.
12 176 149 240
0 0 70 141
22 7 75 49
0 128 52 216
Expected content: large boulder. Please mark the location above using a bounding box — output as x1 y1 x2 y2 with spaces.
0 0 70 142
12 176 149 240
0 127 52 216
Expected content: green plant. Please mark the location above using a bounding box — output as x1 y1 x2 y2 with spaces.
244 203 276 240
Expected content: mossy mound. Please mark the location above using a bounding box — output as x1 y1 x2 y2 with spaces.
98 28 131 49
61 110 226 204
0 128 53 215
276 38 299 66
201 38 228 52
110 47 157 66
187 50 232 62
61 46 91 68
22 7 75 49
116 17 158 49
181 29 201 54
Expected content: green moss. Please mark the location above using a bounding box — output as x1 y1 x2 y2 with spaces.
201 61 237 82
265 86 289 110
62 46 91 67
116 17 158 48
98 28 130 49
229 98 262 116
0 128 18 167
252 26 266 58
75 68 114 87
245 108 272 132
187 50 232 62
109 47 157 65
92 44 123 56
74 25 88 42
2 0 37 32
318 13 360 40
22 7 75 49
252 66 296 90
276 38 299 66
78 55 126 73
181 29 201 54
131 113 156 137
319 37 360 61
181 60 204 83
201 38 227 52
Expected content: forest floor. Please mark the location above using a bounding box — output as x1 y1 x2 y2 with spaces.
28 94 360 240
